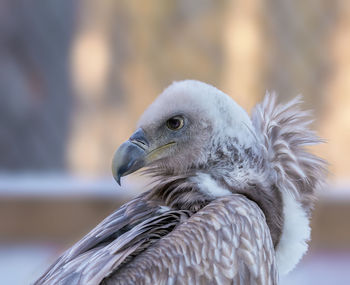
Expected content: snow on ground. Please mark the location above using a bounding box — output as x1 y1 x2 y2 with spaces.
280 250 350 285
0 173 144 198
0 244 58 285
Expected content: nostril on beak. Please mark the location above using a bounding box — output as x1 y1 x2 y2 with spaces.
129 128 149 149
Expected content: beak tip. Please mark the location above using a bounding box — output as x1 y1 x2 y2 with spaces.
111 130 148 187
113 171 121 186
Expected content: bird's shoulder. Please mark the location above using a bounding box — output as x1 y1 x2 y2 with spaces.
35 192 277 285
105 194 277 285
34 191 191 284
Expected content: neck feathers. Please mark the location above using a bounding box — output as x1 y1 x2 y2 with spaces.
251 92 327 274
145 170 213 212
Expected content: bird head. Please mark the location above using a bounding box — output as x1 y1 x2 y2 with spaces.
112 80 259 185
111 81 326 276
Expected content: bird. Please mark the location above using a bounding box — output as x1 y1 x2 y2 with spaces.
35 80 326 285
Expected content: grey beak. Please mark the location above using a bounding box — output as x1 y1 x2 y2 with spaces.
112 128 149 185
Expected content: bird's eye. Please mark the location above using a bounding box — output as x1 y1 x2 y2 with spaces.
166 116 184 130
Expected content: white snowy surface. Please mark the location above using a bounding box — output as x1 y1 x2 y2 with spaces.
0 244 58 285
0 173 144 198
280 250 350 285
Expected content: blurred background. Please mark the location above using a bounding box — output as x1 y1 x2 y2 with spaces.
0 0 349 284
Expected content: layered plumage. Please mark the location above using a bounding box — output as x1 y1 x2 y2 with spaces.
35 80 326 285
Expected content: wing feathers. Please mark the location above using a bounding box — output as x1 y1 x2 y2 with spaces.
37 194 277 285
34 193 190 285
103 194 277 285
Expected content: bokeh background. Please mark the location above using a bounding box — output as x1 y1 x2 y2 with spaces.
0 0 350 284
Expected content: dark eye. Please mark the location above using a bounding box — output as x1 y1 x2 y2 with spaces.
166 116 184 130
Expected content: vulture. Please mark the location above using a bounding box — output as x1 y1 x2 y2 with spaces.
35 80 326 285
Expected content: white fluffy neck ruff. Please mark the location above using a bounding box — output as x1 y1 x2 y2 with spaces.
276 191 311 275
192 173 231 198
194 174 311 276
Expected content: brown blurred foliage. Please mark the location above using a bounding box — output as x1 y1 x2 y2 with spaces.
0 0 349 181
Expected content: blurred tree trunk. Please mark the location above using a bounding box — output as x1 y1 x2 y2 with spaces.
318 1 350 179
264 0 336 112
222 0 265 112
0 0 76 171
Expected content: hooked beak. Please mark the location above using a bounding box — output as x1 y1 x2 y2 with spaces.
112 128 176 186
112 128 149 185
